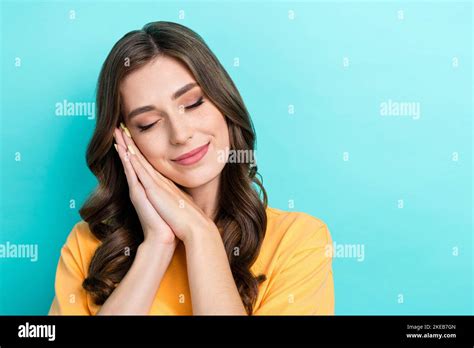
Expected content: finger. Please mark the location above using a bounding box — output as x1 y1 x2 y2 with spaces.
126 146 184 216
120 132 193 203
115 142 171 233
119 124 167 183
118 124 191 193
114 127 128 152
113 132 139 189
118 124 194 207
114 131 178 233
126 144 163 193
115 127 147 189
114 126 123 143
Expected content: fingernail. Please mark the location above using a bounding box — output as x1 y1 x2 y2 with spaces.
120 122 132 138
114 143 118 152
127 144 136 155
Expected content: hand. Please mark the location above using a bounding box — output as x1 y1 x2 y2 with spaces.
115 124 218 245
113 128 178 248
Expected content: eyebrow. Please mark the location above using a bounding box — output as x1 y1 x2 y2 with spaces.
126 82 198 120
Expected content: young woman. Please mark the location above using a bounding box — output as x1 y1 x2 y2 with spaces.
49 21 334 315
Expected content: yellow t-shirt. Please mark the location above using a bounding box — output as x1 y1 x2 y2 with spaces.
48 206 334 315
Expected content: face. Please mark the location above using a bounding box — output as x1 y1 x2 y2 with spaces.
119 55 230 188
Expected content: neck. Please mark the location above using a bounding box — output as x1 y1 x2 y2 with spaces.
183 174 221 221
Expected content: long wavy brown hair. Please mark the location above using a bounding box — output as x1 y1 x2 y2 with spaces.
79 21 268 315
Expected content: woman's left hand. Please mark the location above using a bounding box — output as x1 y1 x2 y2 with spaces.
114 126 219 244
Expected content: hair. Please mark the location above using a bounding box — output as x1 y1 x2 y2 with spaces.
79 21 268 315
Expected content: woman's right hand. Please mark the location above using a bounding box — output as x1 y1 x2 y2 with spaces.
113 128 178 248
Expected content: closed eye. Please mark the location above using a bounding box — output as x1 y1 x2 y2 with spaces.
138 97 205 132
138 120 159 132
185 96 204 110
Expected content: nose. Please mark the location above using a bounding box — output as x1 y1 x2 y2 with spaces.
168 112 193 145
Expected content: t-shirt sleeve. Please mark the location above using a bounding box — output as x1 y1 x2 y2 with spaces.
48 223 93 315
253 214 334 315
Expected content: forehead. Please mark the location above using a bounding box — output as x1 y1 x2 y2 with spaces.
120 55 196 107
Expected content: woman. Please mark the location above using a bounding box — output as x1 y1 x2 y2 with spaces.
49 21 334 315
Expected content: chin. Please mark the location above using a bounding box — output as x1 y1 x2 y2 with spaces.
169 165 223 189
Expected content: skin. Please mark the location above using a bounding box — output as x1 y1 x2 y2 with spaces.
97 55 246 315
120 55 229 219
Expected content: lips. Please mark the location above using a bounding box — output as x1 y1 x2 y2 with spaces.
172 143 209 164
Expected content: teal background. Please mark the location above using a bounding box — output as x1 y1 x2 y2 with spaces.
0 0 472 315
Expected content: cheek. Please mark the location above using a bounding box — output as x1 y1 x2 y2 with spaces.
203 109 229 146
216 119 230 149
134 138 167 167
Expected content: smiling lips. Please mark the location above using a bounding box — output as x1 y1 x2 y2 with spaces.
172 142 210 165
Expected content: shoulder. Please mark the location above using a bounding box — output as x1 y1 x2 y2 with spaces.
61 221 102 271
266 206 331 241
64 221 102 249
264 206 332 259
